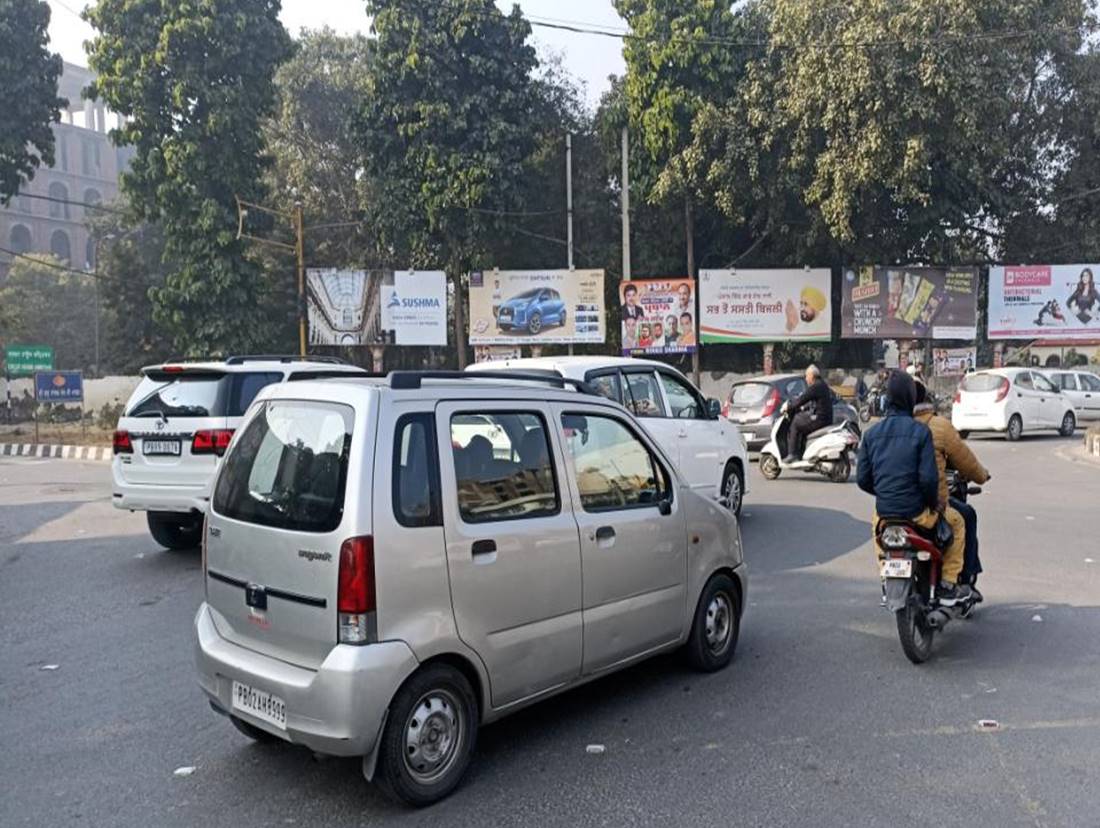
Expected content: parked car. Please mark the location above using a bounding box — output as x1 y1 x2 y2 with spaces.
472 356 749 515
951 367 1077 440
1040 369 1100 423
196 370 747 806
112 356 368 549
723 373 859 450
495 287 566 335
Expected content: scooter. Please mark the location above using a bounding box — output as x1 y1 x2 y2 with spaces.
878 471 983 663
759 403 860 483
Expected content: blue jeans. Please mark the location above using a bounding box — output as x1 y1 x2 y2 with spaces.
950 497 980 584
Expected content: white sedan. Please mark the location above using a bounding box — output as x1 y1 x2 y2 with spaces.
1041 369 1100 423
952 367 1077 440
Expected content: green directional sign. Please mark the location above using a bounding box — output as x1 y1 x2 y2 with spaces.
4 345 54 377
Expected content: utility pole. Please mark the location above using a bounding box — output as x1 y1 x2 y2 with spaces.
566 133 574 356
686 198 700 386
621 127 631 283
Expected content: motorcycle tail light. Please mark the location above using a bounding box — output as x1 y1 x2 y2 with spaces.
916 551 932 561
881 525 909 549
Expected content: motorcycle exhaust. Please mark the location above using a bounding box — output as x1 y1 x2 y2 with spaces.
925 609 952 629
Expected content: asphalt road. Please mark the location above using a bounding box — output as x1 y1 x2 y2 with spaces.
2 435 1098 827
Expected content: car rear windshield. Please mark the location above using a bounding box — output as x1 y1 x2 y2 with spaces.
961 373 1004 392
212 401 354 533
730 382 772 405
125 371 283 418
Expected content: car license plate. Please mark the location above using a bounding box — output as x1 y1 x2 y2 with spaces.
142 440 181 456
231 680 286 729
880 559 913 579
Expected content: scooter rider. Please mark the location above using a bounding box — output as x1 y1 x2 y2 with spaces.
913 382 990 598
783 364 833 463
857 371 971 606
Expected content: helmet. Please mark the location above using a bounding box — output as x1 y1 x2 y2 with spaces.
905 365 917 377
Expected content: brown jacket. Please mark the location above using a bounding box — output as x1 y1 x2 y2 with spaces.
914 403 990 509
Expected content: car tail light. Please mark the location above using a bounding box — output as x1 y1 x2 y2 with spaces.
953 389 961 404
191 429 234 457
113 430 133 454
995 377 1010 403
760 388 781 419
163 365 184 373
721 401 730 418
338 536 376 645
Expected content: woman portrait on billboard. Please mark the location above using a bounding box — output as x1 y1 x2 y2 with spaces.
1067 267 1099 323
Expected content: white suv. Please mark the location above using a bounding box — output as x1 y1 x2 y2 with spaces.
112 356 368 549
473 357 750 515
195 370 746 805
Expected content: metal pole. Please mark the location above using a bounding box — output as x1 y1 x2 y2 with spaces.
294 202 306 356
621 127 631 283
687 199 700 385
566 133 575 356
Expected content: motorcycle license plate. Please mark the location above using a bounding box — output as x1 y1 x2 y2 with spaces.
880 559 913 579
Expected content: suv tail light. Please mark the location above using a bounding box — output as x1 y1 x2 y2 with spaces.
995 377 1011 403
191 429 234 457
760 388 781 419
953 389 961 405
338 536 376 644
721 400 730 418
113 430 133 454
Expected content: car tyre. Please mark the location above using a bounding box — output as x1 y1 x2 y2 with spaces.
759 453 782 480
721 463 745 517
375 664 478 808
147 511 202 550
828 452 851 483
1059 411 1076 437
1006 414 1023 442
230 715 281 744
686 574 741 672
527 312 542 335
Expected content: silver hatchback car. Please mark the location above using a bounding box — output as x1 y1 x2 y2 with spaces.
195 371 747 806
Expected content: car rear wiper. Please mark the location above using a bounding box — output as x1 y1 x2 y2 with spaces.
133 410 168 419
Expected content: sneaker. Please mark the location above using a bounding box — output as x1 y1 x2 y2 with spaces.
937 582 972 607
970 586 983 604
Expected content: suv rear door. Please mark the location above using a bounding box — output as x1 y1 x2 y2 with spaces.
205 397 360 669
436 401 582 708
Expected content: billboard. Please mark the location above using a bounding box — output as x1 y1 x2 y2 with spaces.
4 345 53 377
468 269 606 345
35 370 83 402
619 278 697 356
932 347 976 376
989 264 1100 340
699 268 832 343
841 266 978 339
307 269 447 346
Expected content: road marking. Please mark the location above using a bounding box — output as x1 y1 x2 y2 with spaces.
881 716 1100 739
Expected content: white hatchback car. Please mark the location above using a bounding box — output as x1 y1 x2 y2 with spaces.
112 356 368 549
472 357 750 515
1041 369 1100 424
951 367 1077 440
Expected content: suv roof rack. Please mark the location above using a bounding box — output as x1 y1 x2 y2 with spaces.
388 369 598 395
224 354 347 365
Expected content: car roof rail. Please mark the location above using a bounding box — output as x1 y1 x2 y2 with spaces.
286 368 385 381
388 369 598 395
224 354 348 365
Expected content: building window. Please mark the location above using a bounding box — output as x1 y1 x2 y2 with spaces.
50 229 71 263
82 139 96 175
83 188 102 219
16 191 32 214
86 236 96 270
58 136 69 171
10 225 33 254
48 182 69 219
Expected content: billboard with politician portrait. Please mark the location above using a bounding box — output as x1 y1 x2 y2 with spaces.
988 264 1100 340
841 266 978 339
619 278 697 356
699 268 832 342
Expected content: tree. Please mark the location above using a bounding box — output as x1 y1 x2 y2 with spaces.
84 0 292 357
356 0 542 367
0 255 96 372
0 0 65 204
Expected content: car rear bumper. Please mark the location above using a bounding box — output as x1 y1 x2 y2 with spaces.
111 467 209 513
727 419 773 449
194 603 419 757
951 410 1007 432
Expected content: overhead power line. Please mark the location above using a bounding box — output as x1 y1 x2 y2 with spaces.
0 245 150 286
12 192 129 216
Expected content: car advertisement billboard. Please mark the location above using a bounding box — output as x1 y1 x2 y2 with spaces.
699 268 832 343
619 278 697 355
988 264 1100 340
468 269 606 345
841 266 978 339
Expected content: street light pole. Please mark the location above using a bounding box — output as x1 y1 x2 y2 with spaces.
294 201 306 357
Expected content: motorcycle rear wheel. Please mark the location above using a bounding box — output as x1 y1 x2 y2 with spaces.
896 602 935 664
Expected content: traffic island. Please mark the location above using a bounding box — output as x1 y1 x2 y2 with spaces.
1086 426 1100 458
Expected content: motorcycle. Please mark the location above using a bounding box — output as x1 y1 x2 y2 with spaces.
878 470 983 663
858 384 886 423
759 402 861 483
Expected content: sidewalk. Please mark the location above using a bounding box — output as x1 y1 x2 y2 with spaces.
0 443 112 462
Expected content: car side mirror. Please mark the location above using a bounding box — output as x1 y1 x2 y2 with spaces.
657 498 672 516
706 398 721 419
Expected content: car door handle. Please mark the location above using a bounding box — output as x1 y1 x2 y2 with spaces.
471 539 497 558
678 429 688 438
594 526 616 543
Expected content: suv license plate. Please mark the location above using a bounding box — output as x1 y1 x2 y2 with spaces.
231 680 286 729
880 559 913 578
142 440 181 456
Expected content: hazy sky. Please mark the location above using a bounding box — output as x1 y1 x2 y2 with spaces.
44 0 626 107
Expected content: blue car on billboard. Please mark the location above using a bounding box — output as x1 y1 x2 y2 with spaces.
496 287 566 335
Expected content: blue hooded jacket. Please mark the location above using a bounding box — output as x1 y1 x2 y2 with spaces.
856 373 939 518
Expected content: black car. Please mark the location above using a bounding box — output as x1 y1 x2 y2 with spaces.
723 373 860 450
